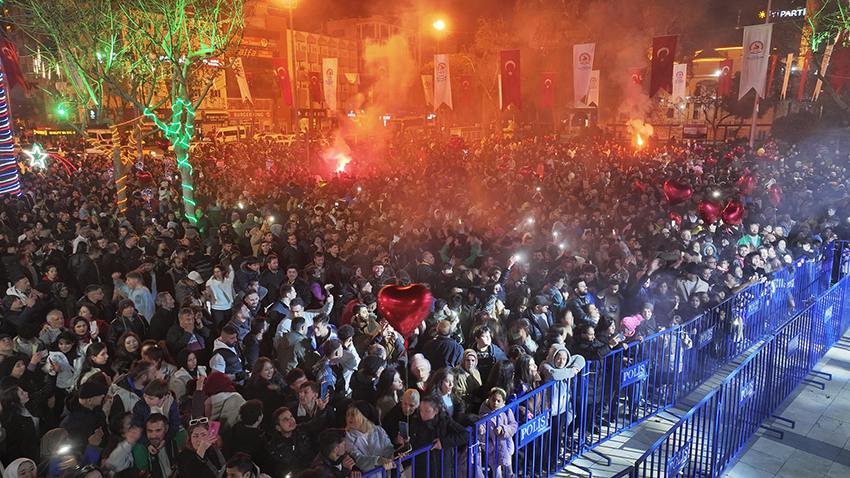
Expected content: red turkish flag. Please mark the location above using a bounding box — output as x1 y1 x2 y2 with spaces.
541 72 555 109
0 40 27 92
798 50 811 101
626 67 642 103
718 59 733 96
830 46 850 93
271 59 293 106
308 71 321 104
767 55 778 94
650 35 677 96
500 50 522 110
460 75 472 109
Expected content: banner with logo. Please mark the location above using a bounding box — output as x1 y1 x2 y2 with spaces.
626 67 642 103
433 54 453 110
650 35 677 96
672 63 687 101
587 70 600 106
322 58 338 111
500 49 522 110
271 59 293 106
740 23 773 100
233 58 253 104
573 43 595 105
718 59 733 96
421 75 433 106
542 72 555 109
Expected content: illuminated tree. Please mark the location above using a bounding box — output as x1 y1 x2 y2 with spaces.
6 0 246 219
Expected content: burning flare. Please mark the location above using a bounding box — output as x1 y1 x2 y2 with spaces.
334 153 351 173
637 136 643 147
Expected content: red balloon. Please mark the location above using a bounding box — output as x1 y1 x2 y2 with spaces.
663 179 693 206
698 199 723 224
736 173 757 196
377 284 433 344
136 170 153 186
706 157 718 167
721 199 745 225
634 181 646 193
733 146 746 158
723 153 734 164
767 187 783 207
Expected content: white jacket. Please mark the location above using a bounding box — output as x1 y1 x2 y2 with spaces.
169 366 207 402
44 345 87 390
345 426 395 472
205 392 245 434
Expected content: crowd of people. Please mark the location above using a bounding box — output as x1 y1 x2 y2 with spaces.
0 126 846 478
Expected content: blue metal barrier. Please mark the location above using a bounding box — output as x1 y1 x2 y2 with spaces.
361 243 846 478
625 275 850 477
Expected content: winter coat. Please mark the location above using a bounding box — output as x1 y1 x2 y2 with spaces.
478 403 518 468
169 366 207 403
539 344 586 421
174 446 225 478
408 411 468 478
344 425 395 472
204 391 245 434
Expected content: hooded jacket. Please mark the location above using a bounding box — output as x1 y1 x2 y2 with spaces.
539 344 586 418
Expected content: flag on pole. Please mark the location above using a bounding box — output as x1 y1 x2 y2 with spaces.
500 50 522 110
433 54 453 110
0 40 27 92
798 50 810 101
739 24 774 100
767 55 778 95
829 47 850 93
460 75 473 109
587 70 600 106
718 59 733 96
573 43 595 105
813 45 833 101
322 58 338 111
626 67 642 103
672 63 687 102
781 53 794 99
650 35 677 96
233 57 253 104
542 72 555 109
271 58 293 106
308 71 321 104
421 75 433 106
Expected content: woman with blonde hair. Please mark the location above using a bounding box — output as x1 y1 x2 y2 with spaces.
344 401 396 472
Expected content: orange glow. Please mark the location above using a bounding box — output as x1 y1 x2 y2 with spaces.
637 136 644 147
433 20 445 31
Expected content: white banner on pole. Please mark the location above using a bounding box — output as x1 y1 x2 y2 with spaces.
573 43 595 105
672 63 687 102
322 58 338 110
434 54 453 110
587 70 600 106
739 24 774 100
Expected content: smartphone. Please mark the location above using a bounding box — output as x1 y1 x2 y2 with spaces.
208 421 221 438
320 380 330 401
399 422 409 440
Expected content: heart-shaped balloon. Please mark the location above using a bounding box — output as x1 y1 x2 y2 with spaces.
377 284 433 345
663 179 693 206
698 199 723 224
721 199 745 225
136 170 153 186
736 173 757 196
767 186 783 207
723 153 734 164
733 146 746 158
706 157 718 167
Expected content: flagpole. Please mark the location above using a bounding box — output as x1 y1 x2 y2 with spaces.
749 0 772 148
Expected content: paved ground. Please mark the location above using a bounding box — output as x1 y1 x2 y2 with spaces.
554 332 850 478
721 334 850 478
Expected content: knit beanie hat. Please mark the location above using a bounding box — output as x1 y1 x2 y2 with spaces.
203 372 235 395
79 381 109 399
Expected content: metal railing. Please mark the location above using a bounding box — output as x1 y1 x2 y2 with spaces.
360 241 848 478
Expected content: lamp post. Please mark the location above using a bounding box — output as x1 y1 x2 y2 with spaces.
432 19 446 133
283 0 308 163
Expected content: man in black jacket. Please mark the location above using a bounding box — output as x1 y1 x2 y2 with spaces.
61 381 111 449
422 320 464 370
149 292 177 341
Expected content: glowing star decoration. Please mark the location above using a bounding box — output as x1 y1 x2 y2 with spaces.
25 143 48 169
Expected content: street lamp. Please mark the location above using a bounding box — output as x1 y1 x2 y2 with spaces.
432 20 445 31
